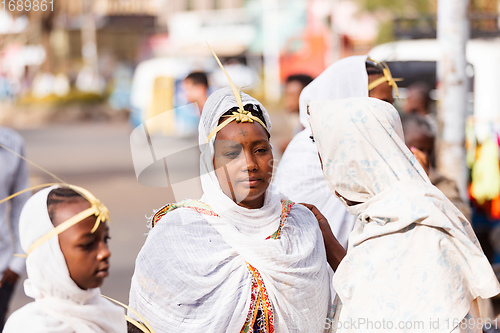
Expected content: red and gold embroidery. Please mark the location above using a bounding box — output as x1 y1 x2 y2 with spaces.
241 199 294 333
150 200 219 227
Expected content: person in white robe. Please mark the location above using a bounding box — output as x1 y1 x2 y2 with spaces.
128 87 332 333
309 96 500 333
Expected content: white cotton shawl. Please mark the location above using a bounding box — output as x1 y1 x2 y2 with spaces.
274 56 368 249
128 88 331 332
3 186 126 333
309 97 500 332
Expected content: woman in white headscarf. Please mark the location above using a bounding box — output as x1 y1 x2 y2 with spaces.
274 56 395 250
3 185 126 333
128 87 332 333
309 97 500 332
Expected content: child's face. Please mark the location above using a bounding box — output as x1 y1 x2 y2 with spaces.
213 121 273 209
405 131 434 161
54 200 111 290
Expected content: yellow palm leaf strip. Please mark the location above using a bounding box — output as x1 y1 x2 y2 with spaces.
367 59 402 98
125 315 151 333
25 206 98 256
0 143 66 184
207 42 245 112
66 184 111 232
206 115 237 143
102 295 156 333
0 183 61 205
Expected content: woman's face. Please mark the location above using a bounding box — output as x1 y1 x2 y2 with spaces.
213 120 273 209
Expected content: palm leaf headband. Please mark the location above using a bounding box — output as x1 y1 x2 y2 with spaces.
205 43 269 143
0 143 110 257
367 58 402 98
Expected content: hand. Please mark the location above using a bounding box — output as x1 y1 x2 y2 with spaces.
410 146 430 175
0 268 20 288
300 203 329 226
300 203 346 271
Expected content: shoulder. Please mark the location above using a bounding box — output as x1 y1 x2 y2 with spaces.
287 203 318 228
149 200 218 228
140 202 221 252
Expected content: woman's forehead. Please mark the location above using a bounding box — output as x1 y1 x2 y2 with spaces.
214 121 269 143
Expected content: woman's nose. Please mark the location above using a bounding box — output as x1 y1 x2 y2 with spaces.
243 151 258 171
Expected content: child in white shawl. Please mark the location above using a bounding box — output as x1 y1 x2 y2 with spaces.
4 185 126 333
309 97 500 332
128 87 332 333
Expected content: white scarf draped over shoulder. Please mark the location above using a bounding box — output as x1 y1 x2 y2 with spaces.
309 97 500 332
3 186 126 333
128 87 331 332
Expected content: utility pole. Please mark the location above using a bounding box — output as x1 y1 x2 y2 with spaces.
261 0 281 103
436 0 469 200
81 0 99 84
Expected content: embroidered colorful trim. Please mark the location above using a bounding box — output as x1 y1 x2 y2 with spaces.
266 200 294 240
242 263 275 333
150 200 219 227
241 278 260 333
241 199 294 333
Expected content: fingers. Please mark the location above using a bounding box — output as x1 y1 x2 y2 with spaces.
299 203 328 224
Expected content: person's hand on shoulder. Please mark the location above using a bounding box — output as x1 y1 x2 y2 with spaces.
300 203 346 271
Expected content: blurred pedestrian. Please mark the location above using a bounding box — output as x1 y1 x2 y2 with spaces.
0 127 29 330
278 74 314 153
284 74 313 116
403 81 432 116
401 113 472 220
183 71 209 114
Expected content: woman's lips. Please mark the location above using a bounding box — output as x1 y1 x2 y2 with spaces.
239 178 262 187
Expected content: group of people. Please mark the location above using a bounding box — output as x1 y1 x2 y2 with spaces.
1 52 499 333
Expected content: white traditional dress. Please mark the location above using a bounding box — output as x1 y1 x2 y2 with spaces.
128 88 331 333
3 186 126 333
309 97 500 333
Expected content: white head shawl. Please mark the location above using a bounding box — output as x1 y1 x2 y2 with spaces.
299 55 369 130
128 87 331 332
4 186 126 333
198 87 283 237
309 97 500 331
